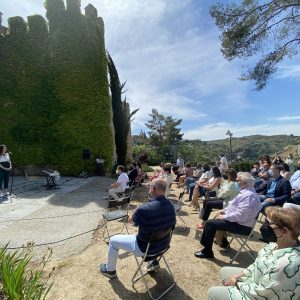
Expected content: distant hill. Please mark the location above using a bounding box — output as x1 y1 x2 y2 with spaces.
182 134 300 163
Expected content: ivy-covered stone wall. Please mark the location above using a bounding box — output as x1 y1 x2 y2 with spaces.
0 0 114 175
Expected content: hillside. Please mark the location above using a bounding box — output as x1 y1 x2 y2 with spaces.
180 134 300 163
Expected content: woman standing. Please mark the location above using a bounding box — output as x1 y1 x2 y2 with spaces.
0 145 12 199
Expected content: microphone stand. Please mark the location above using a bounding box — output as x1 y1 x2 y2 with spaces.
9 154 18 202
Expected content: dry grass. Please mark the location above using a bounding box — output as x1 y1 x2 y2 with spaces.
44 182 266 300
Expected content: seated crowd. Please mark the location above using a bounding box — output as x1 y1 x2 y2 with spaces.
101 153 300 298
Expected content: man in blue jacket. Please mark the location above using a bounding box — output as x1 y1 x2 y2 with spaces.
256 164 292 213
99 179 176 278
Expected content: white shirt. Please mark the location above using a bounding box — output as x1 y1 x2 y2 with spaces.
117 172 129 191
219 156 228 172
163 173 174 197
199 171 211 182
0 153 10 163
207 176 219 192
176 158 184 168
290 170 300 189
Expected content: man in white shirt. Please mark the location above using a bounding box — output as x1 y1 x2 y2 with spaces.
219 154 228 173
108 165 129 200
176 156 184 173
290 159 300 205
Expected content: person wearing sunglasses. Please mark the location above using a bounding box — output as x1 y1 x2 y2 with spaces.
208 206 300 299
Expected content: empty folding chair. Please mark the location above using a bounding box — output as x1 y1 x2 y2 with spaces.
132 227 175 300
102 196 131 241
171 200 186 230
124 185 135 199
226 218 258 263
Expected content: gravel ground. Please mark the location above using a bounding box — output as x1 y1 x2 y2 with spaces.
44 181 266 300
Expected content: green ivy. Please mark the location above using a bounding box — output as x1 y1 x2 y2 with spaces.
0 1 113 175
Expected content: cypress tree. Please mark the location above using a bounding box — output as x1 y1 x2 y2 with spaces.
107 52 138 165
107 52 126 165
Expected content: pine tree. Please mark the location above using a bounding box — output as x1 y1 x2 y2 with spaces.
210 0 300 90
145 109 183 155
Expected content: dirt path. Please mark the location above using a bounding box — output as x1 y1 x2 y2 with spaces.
44 183 265 300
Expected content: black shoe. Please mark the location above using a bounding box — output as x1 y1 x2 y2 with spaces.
99 263 117 278
194 250 214 259
147 259 160 272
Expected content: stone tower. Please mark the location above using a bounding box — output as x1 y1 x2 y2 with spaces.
0 12 8 34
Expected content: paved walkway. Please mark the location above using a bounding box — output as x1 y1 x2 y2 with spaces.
0 176 114 261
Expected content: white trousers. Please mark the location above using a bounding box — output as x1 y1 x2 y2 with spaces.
106 234 144 271
108 187 124 199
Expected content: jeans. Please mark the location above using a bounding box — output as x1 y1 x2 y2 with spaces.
185 177 196 191
189 183 196 201
107 234 144 271
189 185 216 201
0 169 9 189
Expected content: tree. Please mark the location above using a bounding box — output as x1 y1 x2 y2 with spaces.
145 109 183 155
133 130 148 146
107 52 138 165
210 1 300 90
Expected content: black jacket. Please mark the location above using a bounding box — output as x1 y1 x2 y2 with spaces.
256 175 292 206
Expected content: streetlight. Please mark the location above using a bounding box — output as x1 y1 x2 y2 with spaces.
226 130 233 164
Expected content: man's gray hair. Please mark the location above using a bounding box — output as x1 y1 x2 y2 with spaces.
154 179 167 194
237 172 254 187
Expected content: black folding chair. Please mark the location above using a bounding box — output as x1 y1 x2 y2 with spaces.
102 196 131 241
132 227 175 300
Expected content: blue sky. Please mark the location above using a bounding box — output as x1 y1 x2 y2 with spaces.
2 0 300 140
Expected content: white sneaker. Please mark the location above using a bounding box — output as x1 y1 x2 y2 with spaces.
0 193 4 198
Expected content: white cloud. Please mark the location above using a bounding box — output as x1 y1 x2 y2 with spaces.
277 65 300 80
271 115 300 122
2 0 263 139
86 0 251 132
184 122 300 141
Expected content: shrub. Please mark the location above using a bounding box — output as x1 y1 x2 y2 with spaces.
0 245 52 299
